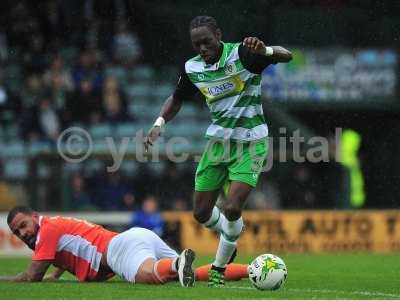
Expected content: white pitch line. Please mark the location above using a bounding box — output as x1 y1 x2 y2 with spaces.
227 286 400 299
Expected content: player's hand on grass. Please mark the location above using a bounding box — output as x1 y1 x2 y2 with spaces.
243 37 267 56
42 267 64 282
42 274 59 282
144 125 162 152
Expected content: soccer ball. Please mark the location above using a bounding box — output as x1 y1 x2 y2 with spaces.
248 254 288 290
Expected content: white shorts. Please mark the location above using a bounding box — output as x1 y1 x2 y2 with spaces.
106 227 178 283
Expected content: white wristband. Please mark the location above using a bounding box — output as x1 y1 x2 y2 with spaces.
264 46 274 56
154 116 165 128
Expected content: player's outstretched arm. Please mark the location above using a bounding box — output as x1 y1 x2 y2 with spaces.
269 46 292 62
0 272 30 282
243 37 292 63
0 260 51 282
144 95 183 151
159 94 183 123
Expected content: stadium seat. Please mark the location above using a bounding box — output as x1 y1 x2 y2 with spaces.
127 103 136 117
120 160 139 176
5 64 22 93
92 140 110 154
27 141 52 156
5 124 19 139
125 83 153 101
0 141 25 158
129 65 155 81
0 127 5 141
128 103 158 120
115 123 140 139
151 83 175 98
62 162 83 174
179 104 201 119
105 66 128 88
4 158 28 179
89 124 112 139
165 122 207 139
84 159 105 175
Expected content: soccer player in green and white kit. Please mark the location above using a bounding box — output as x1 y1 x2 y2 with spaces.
145 16 292 287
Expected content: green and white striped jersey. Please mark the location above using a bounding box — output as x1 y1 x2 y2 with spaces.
178 42 274 142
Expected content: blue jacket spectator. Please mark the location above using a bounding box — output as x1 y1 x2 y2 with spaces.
130 195 164 236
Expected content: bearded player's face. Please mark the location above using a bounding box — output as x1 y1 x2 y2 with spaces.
9 212 40 250
190 26 222 65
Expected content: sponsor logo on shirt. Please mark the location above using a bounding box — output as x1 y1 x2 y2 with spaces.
207 82 235 97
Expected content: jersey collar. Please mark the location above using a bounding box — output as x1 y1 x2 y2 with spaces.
204 41 228 71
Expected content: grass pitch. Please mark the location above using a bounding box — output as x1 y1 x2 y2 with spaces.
0 255 399 300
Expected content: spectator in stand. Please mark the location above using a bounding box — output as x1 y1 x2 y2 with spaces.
72 48 103 92
47 73 72 128
66 77 102 125
43 55 74 126
122 192 137 211
130 195 164 237
43 54 74 93
113 20 142 67
158 162 193 210
37 95 60 142
66 173 97 211
101 76 130 122
93 171 135 211
21 93 60 142
20 75 44 110
23 34 48 74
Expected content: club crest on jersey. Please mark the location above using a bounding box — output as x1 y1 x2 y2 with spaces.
197 73 205 81
224 63 237 75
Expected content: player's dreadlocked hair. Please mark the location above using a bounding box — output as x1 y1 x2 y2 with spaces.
7 206 34 225
189 16 219 33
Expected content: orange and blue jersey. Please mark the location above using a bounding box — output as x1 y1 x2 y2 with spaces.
32 216 117 281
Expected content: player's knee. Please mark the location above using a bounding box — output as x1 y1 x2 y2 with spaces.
224 203 242 221
135 258 159 284
136 268 159 284
144 268 155 279
193 207 211 224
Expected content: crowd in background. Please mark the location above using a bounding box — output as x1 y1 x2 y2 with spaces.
0 0 358 213
0 1 143 143
60 158 348 213
0 0 397 213
65 162 194 212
